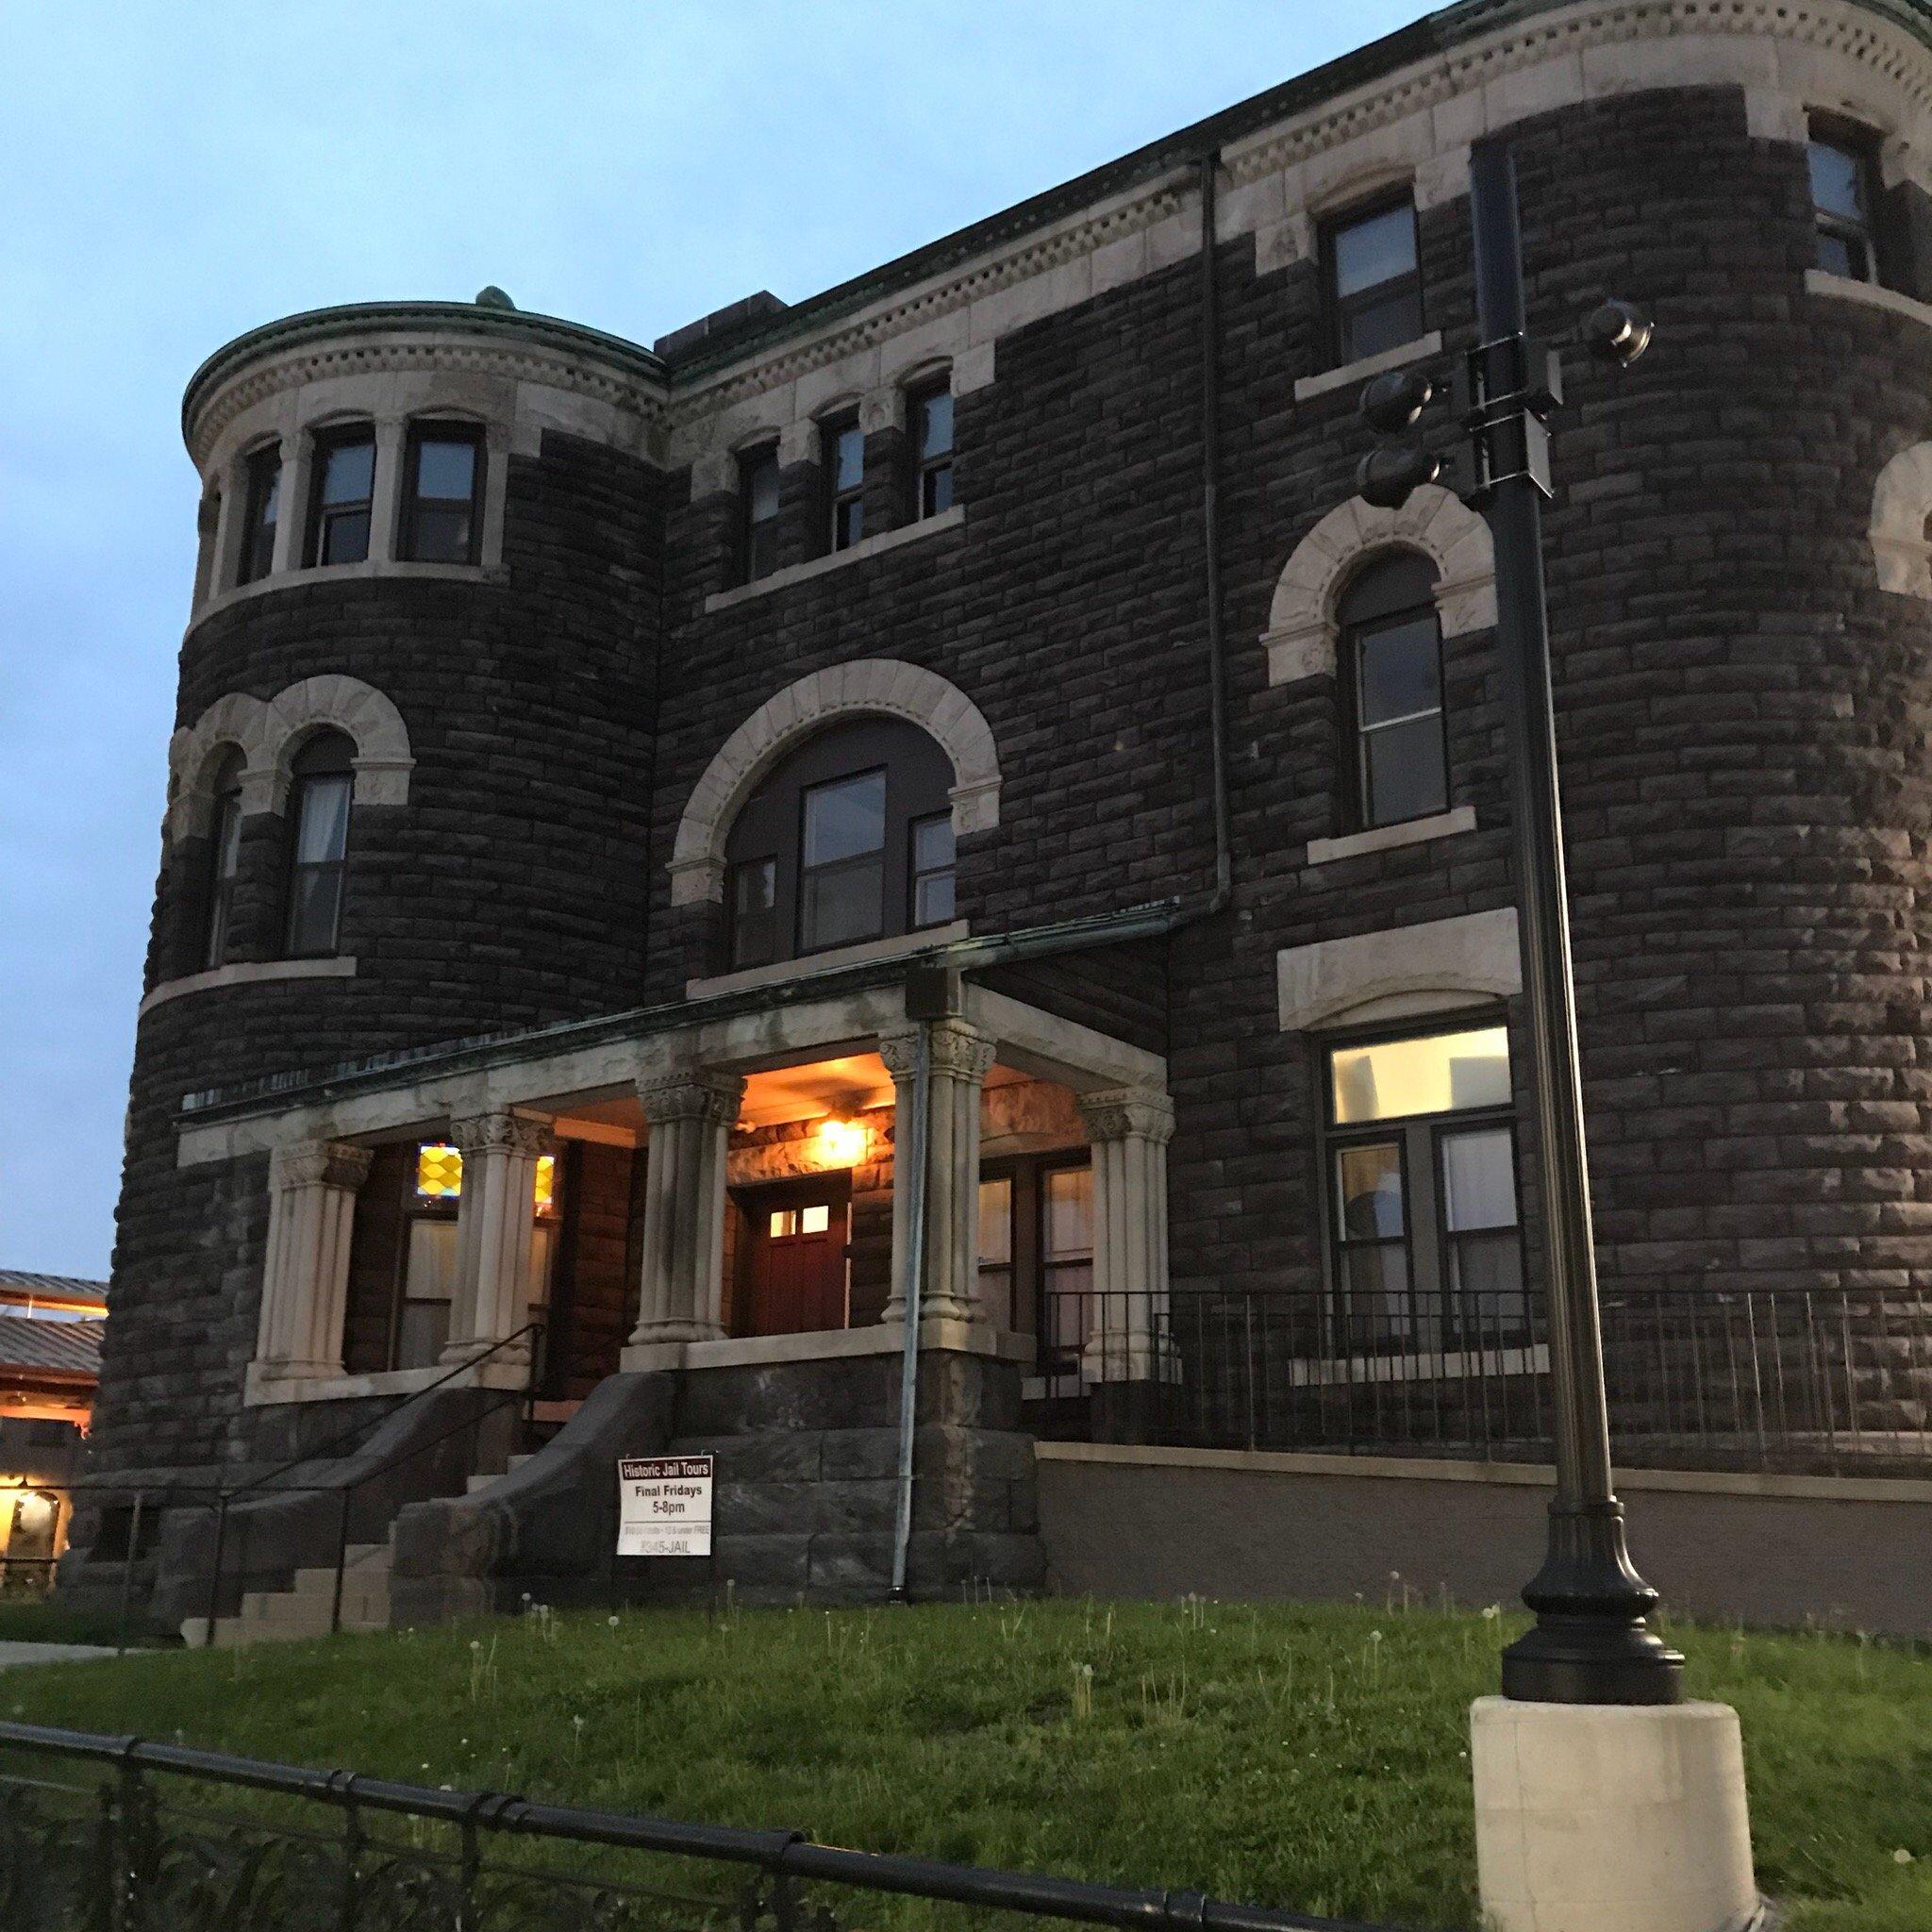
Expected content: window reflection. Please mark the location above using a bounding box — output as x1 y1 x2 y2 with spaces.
1329 1025 1510 1125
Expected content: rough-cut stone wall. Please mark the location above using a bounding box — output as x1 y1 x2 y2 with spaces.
90 431 664 1496
90 69 1932 1556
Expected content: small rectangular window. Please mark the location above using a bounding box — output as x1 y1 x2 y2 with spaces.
800 768 886 952
402 425 482 563
909 383 954 519
824 416 865 552
741 446 780 582
1324 196 1423 364
308 429 376 566
909 811 956 928
285 770 353 956
238 445 281 585
203 788 244 970
1809 124 1879 283
1329 1024 1511 1125
729 855 778 969
1353 608 1447 829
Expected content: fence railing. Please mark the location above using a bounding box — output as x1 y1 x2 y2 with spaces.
0 1721 1423 1932
1025 1285 1932 1474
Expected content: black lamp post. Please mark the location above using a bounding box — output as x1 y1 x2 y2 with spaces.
1357 140 1682 1705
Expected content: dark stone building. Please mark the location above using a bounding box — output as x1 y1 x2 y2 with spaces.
68 0 1932 1639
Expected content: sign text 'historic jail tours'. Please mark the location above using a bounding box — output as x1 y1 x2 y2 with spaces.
616 1456 714 1557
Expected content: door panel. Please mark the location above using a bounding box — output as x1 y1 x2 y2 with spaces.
741 1192 848 1336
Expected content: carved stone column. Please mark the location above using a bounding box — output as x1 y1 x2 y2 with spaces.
1076 1087 1175 1382
628 1071 745 1347
255 1140 373 1386
880 1020 997 1326
442 1109 555 1366
367 416 408 563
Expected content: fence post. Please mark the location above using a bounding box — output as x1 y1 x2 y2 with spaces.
115 1493 144 1658
202 1493 231 1651
329 1487 351 1638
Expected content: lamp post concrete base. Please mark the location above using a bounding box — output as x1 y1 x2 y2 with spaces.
1471 1696 1760 1932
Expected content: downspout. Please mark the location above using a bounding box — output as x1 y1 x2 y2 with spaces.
887 1017 932 1602
1198 148 1233 912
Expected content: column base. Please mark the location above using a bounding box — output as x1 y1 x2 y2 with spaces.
246 1357 346 1397
438 1338 532 1370
1472 1696 1760 1932
625 1319 725 1352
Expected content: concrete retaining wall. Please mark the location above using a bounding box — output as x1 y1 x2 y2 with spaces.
1037 1444 1932 1638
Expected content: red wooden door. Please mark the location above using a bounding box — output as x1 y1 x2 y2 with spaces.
743 1195 847 1335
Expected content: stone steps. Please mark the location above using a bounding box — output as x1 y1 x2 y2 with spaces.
465 1452 534 1495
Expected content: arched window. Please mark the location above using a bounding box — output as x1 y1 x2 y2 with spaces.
284 730 356 957
1339 551 1447 832
202 749 246 970
723 718 954 970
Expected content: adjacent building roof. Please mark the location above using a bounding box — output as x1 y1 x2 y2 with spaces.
0 1270 108 1307
0 1316 106 1381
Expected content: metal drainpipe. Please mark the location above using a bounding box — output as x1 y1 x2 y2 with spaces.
1198 147 1232 910
887 1020 932 1601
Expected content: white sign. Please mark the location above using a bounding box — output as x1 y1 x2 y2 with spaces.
616 1455 714 1557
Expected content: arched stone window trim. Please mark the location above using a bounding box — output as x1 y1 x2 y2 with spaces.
670 659 1000 906
165 675 413 844
1869 441 1932 599
1262 484 1495 687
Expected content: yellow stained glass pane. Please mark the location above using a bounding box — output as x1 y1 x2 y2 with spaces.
534 1154 558 1213
1330 1025 1511 1126
415 1143 462 1199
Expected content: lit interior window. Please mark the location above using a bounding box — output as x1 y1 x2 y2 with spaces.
768 1204 831 1238
414 1143 557 1211
1329 1025 1511 1125
416 1143 463 1199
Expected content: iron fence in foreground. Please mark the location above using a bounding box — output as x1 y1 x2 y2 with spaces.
0 1720 1428 1932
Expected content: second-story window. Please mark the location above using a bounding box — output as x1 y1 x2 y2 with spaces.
1341 551 1446 831
909 382 955 519
238 444 281 586
1809 120 1880 282
1324 194 1423 364
401 425 483 563
284 730 355 957
308 427 376 567
741 445 780 582
824 415 865 552
723 718 955 969
203 750 245 969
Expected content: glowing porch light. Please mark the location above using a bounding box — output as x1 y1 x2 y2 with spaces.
815 1116 867 1169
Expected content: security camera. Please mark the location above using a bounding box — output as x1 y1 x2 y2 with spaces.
1582 298 1653 367
1359 367 1435 433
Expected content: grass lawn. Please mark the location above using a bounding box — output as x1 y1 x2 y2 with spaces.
0 1596 147 1648
0 1598 1926 1930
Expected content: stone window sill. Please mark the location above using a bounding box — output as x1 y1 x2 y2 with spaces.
686 921 968 999
1293 331 1442 405
704 505 966 612
189 559 507 633
140 955 358 1016
1804 268 1932 331
1305 805 1475 866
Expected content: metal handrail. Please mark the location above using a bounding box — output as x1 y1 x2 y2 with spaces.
0 1721 1429 1932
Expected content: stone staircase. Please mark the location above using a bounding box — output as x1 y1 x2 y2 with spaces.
184 1457 536 1647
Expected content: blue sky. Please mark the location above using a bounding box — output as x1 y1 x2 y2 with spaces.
1 0 1436 1277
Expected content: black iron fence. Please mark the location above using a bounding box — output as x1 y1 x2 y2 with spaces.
1026 1285 1932 1474
0 1721 1420 1932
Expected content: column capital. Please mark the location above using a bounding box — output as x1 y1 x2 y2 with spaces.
1076 1086 1175 1145
268 1139 373 1193
878 1019 994 1084
636 1069 744 1129
447 1108 555 1158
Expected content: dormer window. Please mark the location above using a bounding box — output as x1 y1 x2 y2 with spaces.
1809 119 1881 283
308 427 375 567
1324 194 1423 364
401 424 483 563
238 444 281 586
